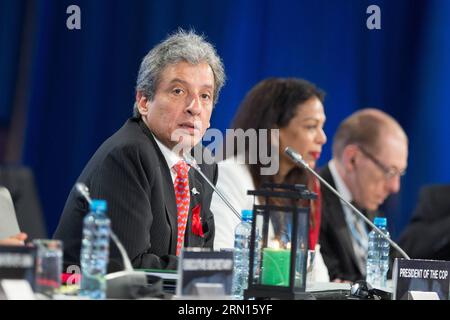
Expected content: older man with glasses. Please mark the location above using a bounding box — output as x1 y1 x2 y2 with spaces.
319 108 408 283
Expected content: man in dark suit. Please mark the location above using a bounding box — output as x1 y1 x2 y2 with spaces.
398 184 450 260
54 30 226 272
319 109 408 282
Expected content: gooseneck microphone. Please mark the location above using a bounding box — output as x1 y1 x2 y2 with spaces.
182 153 242 221
75 183 149 298
284 147 410 260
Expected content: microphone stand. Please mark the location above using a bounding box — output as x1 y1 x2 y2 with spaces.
182 154 242 222
284 147 410 260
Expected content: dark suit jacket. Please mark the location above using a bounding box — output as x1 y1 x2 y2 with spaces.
53 118 217 272
318 164 365 282
397 184 450 260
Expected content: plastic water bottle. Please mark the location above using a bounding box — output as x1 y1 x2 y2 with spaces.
366 217 390 289
79 199 111 299
232 209 256 300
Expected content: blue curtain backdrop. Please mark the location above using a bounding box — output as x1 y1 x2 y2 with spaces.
1 0 449 239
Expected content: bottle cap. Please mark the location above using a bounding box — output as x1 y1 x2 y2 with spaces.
374 217 387 227
241 209 253 222
90 199 107 212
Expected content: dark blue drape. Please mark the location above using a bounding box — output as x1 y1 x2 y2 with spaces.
1 0 449 239
0 0 25 124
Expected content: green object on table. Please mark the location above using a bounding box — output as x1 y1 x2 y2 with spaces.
261 248 290 286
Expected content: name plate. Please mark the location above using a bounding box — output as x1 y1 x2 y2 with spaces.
177 249 234 297
392 258 450 300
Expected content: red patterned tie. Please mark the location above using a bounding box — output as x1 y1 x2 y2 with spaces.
173 160 190 256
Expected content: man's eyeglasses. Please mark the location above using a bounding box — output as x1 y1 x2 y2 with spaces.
357 145 406 180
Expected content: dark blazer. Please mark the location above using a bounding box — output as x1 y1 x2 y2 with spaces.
53 118 217 272
318 164 365 282
397 184 450 260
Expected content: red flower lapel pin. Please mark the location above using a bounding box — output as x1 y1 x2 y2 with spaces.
192 204 204 237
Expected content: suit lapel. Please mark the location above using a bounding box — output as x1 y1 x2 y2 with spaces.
325 189 357 262
321 166 359 269
160 165 178 253
184 168 204 245
138 119 178 253
188 169 203 211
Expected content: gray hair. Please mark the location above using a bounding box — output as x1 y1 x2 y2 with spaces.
133 29 226 117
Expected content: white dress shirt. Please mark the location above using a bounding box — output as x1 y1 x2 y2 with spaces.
153 135 186 182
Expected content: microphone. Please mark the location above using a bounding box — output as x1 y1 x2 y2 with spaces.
182 153 242 221
75 183 150 298
284 147 410 260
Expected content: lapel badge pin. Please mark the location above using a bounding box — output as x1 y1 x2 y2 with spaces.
191 187 200 195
